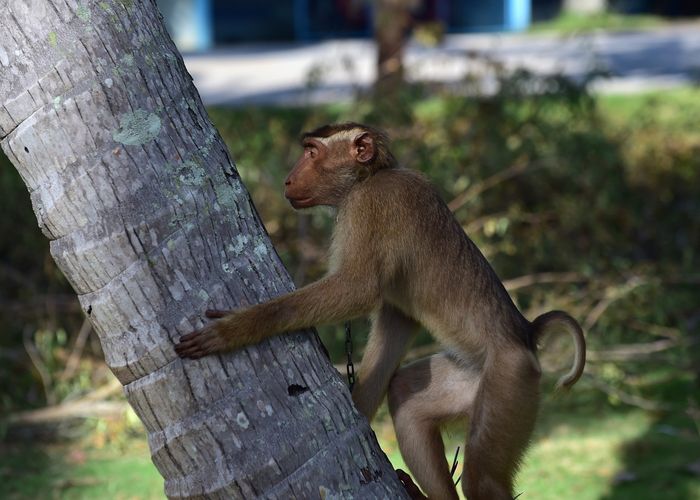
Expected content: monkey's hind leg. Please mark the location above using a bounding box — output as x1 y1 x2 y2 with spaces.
352 303 419 421
462 349 541 500
388 353 481 500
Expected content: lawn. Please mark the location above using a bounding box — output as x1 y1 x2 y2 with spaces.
529 12 666 35
3 393 699 499
0 440 163 500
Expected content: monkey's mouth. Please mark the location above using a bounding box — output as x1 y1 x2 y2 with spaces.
287 197 315 209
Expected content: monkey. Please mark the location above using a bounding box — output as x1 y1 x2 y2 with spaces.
175 122 586 500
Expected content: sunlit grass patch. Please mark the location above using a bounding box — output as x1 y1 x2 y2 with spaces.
376 403 700 500
529 12 665 35
0 441 164 500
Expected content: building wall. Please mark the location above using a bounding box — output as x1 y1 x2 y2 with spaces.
213 1 295 43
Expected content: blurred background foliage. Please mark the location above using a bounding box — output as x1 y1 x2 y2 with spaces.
1 54 699 498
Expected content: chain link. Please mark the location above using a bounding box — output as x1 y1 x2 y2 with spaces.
344 321 355 392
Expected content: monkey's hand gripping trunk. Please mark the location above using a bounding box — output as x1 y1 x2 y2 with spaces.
175 273 380 359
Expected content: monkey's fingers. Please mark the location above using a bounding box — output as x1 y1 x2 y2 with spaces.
176 345 201 359
176 325 232 359
205 309 229 319
178 329 203 343
395 469 428 500
176 339 211 359
175 330 207 357
174 341 197 358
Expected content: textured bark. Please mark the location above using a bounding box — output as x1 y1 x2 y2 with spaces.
0 1 407 498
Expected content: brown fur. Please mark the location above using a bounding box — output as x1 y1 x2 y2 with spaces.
175 123 586 499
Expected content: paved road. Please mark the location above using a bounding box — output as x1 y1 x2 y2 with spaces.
182 24 700 106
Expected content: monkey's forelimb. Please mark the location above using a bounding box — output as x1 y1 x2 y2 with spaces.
203 309 227 319
175 273 380 358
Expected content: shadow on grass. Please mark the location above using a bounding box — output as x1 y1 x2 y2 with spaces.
528 370 700 500
601 373 700 500
602 420 700 500
0 442 66 499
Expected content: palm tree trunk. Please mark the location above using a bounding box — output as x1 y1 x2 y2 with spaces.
374 0 418 96
0 1 406 497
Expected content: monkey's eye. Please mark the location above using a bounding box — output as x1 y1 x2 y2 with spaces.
306 147 317 158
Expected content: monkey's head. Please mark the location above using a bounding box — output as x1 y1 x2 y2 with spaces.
284 122 397 209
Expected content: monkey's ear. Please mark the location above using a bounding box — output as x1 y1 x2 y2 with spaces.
353 132 375 164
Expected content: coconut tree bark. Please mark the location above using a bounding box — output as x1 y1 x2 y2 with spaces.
0 1 407 498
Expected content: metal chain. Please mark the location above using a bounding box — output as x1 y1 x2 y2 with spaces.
344 321 355 392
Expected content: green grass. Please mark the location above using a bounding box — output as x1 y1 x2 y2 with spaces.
599 87 700 133
0 441 164 499
520 412 700 500
529 12 665 35
375 385 700 500
2 395 698 499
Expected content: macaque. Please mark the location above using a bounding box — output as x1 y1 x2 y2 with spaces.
175 123 586 500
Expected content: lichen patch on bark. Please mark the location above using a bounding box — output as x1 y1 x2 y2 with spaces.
112 109 161 145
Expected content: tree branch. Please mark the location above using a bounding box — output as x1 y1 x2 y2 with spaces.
448 158 530 212
583 276 648 332
60 318 92 381
587 339 677 362
587 375 673 412
6 378 124 425
503 272 586 291
22 327 55 406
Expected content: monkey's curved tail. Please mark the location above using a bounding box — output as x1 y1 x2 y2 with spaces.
531 310 586 390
